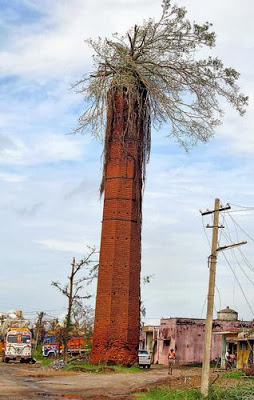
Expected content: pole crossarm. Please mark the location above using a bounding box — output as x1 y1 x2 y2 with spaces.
200 203 231 216
216 241 247 252
206 224 224 229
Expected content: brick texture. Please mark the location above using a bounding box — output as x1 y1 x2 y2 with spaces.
90 88 142 365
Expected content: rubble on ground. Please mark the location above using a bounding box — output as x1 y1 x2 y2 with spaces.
43 359 67 370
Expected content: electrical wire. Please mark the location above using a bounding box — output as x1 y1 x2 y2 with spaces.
215 284 222 311
229 203 254 210
201 215 212 248
224 212 254 273
221 251 254 318
227 212 254 243
219 213 226 244
237 248 254 274
200 297 207 319
216 215 254 320
231 248 254 286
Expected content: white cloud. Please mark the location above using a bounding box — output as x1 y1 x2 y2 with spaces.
0 171 26 182
0 134 84 165
0 0 160 82
36 239 91 253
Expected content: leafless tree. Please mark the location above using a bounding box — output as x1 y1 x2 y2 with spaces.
52 246 98 358
72 304 94 340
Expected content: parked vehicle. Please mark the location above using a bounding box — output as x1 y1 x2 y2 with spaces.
65 336 87 356
2 327 35 363
42 332 59 357
42 332 87 357
138 349 151 368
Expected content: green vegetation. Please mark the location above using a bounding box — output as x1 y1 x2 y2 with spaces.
32 349 142 372
209 383 254 399
66 360 141 373
134 383 254 400
32 349 55 367
112 364 141 373
135 387 202 400
220 370 245 379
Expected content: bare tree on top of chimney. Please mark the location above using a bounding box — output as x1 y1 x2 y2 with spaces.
72 0 248 365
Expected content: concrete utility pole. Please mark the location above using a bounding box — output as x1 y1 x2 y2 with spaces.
200 199 246 397
200 198 221 397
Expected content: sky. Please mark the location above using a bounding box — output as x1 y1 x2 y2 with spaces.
0 0 254 325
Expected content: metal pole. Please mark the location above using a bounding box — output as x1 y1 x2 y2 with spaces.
201 198 220 397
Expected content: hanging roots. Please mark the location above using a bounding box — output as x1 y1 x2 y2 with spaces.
100 75 151 220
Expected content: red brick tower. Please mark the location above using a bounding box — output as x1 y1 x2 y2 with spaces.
90 85 147 365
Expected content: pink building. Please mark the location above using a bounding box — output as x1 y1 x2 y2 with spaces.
140 307 254 365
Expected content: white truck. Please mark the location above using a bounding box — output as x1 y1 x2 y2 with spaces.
2 327 35 363
1 319 35 363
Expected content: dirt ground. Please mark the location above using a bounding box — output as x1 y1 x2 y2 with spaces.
0 360 216 400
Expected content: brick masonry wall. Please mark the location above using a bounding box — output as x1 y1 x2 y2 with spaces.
90 89 141 365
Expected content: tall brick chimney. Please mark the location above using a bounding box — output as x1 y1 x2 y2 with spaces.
90 86 145 365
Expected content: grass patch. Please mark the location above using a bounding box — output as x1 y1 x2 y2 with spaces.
134 383 254 400
209 383 254 399
112 364 142 373
134 387 202 400
32 350 142 372
31 348 54 367
39 358 56 367
32 348 43 360
220 370 254 381
220 370 245 379
66 360 141 373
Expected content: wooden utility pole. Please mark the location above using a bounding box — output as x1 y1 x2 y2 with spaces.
200 198 220 397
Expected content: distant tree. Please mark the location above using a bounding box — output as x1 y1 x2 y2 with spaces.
140 275 154 321
52 246 98 358
72 304 94 340
47 317 60 332
34 311 46 348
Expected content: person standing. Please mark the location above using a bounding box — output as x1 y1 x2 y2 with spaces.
168 348 176 375
225 349 231 370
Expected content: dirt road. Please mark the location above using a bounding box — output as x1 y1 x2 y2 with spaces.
0 361 202 400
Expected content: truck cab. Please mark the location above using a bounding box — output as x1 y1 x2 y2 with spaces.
42 333 59 357
2 328 34 363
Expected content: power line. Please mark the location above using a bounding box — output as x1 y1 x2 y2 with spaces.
24 308 67 315
220 216 254 272
230 248 254 287
229 203 254 210
201 215 212 248
219 224 254 290
223 213 254 274
237 248 254 274
215 284 222 311
227 212 254 243
200 297 207 319
221 251 254 318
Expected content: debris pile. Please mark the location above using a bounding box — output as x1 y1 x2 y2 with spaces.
43 359 67 370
